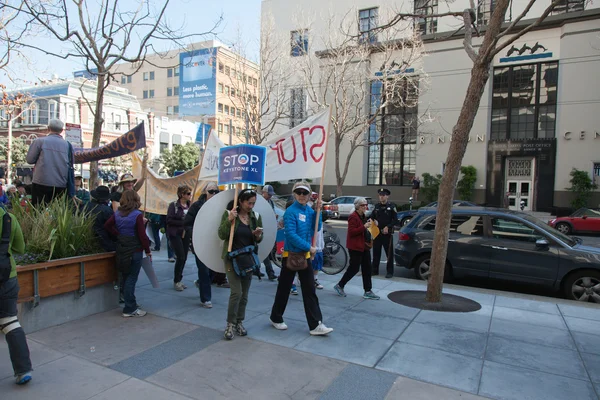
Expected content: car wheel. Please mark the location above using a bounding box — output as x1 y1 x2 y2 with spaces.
401 217 412 227
412 254 452 282
563 270 600 303
555 222 572 235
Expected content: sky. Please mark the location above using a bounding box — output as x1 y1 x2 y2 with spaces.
1 0 262 88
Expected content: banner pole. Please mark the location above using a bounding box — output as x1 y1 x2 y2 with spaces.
313 104 333 247
191 130 211 201
227 183 240 252
143 149 148 219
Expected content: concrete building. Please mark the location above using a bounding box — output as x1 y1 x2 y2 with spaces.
112 40 260 151
261 0 600 210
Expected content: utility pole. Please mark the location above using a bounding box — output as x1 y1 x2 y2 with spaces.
6 107 14 185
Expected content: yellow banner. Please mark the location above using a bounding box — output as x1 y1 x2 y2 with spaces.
132 152 208 215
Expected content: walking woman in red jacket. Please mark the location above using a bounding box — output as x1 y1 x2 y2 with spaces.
334 197 380 300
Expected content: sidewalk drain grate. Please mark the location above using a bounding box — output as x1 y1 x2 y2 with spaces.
387 290 481 312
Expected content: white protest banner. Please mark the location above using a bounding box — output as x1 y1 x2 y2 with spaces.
198 132 224 180
65 123 82 146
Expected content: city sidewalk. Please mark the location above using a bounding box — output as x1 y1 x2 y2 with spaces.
2 252 600 400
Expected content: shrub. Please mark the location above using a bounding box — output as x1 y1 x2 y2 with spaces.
567 169 598 209
457 165 477 201
421 173 443 203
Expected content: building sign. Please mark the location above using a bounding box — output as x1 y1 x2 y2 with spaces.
179 47 217 117
65 123 82 146
497 36 559 65
563 131 600 140
195 123 212 144
218 144 267 186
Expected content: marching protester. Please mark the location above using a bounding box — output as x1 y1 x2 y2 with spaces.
412 175 420 202
146 212 163 252
167 184 192 291
334 197 380 300
110 170 147 212
26 119 74 205
270 181 333 336
371 188 399 278
218 189 264 340
260 184 278 281
84 186 116 252
74 175 90 205
104 190 151 317
184 182 220 308
0 204 33 385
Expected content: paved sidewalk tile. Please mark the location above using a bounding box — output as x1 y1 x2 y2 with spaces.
572 331 600 356
558 304 600 321
581 353 600 384
295 329 394 367
88 377 193 400
147 338 346 400
485 336 587 380
376 342 483 394
385 376 489 400
243 316 315 348
319 364 397 400
29 310 197 365
489 319 576 350
414 305 492 333
443 288 496 306
0 355 129 400
494 296 560 315
0 338 65 380
110 326 222 379
170 302 262 331
329 309 410 341
564 316 600 335
272 298 346 324
398 321 488 358
492 306 567 330
479 360 597 400
134 289 203 318
350 297 420 320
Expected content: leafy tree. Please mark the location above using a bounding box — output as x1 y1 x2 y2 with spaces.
421 173 442 203
567 169 598 209
457 166 477 201
158 142 200 177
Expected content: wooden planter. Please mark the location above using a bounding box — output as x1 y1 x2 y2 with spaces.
16 252 117 306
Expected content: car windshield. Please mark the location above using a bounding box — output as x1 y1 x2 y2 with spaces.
522 215 578 247
575 208 600 217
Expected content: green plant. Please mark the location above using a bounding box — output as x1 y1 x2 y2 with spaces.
158 142 200 176
567 168 598 209
457 165 477 201
421 173 443 203
264 181 282 191
10 196 102 264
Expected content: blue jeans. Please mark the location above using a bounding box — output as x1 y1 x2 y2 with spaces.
0 278 32 376
195 256 212 303
166 236 174 259
122 251 143 314
150 224 161 251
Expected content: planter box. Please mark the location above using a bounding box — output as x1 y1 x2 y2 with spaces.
16 252 119 333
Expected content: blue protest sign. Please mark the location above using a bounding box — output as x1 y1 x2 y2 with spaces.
218 144 267 186
195 123 211 144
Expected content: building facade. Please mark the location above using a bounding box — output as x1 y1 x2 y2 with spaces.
261 0 600 209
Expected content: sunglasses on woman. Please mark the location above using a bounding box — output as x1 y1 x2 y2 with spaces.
294 190 310 196
185 192 192 195
207 189 219 194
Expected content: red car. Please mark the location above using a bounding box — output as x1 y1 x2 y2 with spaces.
548 208 600 235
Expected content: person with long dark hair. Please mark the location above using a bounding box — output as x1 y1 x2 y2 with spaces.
217 189 263 340
167 184 192 291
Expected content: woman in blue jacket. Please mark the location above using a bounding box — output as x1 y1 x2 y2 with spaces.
269 181 333 336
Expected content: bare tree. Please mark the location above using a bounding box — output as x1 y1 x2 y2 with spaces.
373 0 567 302
9 0 220 187
0 1 26 74
294 10 427 195
0 86 34 183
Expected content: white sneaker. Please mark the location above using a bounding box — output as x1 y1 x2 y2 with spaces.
315 279 324 290
200 301 213 309
310 321 333 336
122 308 147 318
174 282 185 291
270 319 288 330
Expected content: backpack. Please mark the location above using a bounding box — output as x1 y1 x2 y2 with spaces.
0 213 12 285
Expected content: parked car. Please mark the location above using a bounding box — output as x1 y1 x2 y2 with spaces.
329 196 374 218
548 208 600 235
396 200 478 228
395 207 600 303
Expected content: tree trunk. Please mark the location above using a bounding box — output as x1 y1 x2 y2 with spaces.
89 72 106 188
425 62 491 302
334 137 343 196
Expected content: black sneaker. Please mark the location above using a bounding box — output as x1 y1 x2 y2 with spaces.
224 323 235 340
385 273 393 278
235 322 248 336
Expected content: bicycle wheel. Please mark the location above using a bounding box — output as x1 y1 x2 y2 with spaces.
269 246 282 269
322 243 348 275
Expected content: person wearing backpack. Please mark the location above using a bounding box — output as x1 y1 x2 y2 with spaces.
0 207 33 385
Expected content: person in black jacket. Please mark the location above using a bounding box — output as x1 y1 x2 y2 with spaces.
167 185 192 291
85 186 116 252
370 188 399 278
184 182 220 308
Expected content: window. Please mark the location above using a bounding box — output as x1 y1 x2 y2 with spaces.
167 106 174 115
218 123 223 134
49 100 58 120
231 88 236 98
218 83 224 93
225 86 230 96
160 142 169 154
415 0 438 35
491 62 558 140
67 104 76 124
551 0 585 15
359 8 378 43
149 90 155 98
121 76 127 84
289 87 307 128
37 100 49 125
491 218 543 243
420 215 485 236
237 108 242 118
367 79 419 186
232 69 237 79
477 0 495 26
225 66 230 76
143 72 149 81
593 163 600 187
149 71 155 80
224 124 229 134
115 114 122 131
224 105 229 115
174 67 179 77
218 103 223 113
291 29 309 56
167 87 173 97
168 68 173 78
24 102 38 125
219 63 224 73
231 107 236 116
174 86 179 96
143 90 148 99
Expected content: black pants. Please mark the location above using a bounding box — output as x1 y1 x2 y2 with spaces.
31 183 67 206
339 249 372 292
261 245 276 278
372 234 394 275
170 233 191 283
0 278 32 376
270 258 323 330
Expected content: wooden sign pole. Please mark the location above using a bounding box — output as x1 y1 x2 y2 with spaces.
313 104 333 247
227 183 241 252
191 130 211 201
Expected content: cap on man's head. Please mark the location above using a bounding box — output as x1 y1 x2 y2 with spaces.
262 184 275 196
378 188 391 196
48 119 64 133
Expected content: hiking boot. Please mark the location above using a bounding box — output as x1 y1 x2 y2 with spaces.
315 279 324 290
310 321 333 336
334 284 346 297
270 319 288 330
363 290 380 300
15 372 32 385
224 323 235 340
122 308 147 318
235 322 248 336
200 301 213 309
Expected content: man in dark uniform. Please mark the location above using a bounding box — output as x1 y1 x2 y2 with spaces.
370 188 399 278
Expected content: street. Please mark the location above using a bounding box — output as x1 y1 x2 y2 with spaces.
324 218 600 299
